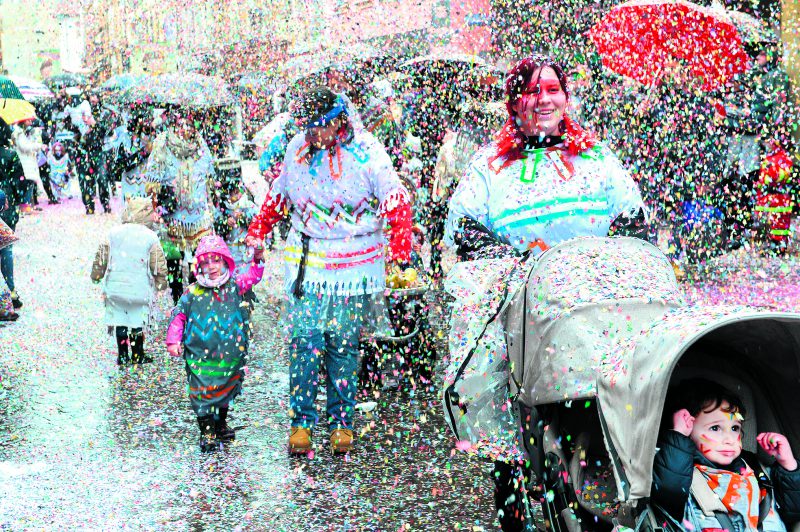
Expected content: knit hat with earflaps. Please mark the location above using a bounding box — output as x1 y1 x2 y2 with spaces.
193 235 236 275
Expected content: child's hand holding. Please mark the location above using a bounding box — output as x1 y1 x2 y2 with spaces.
672 409 695 437
252 245 264 263
167 344 183 358
758 432 797 471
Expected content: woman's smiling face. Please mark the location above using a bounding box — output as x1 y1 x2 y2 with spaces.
511 67 568 138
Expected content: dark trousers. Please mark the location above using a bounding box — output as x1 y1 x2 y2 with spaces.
0 245 14 292
427 202 448 280
493 461 533 531
21 179 38 206
115 326 147 365
720 169 758 245
79 171 110 213
167 257 184 305
38 165 56 203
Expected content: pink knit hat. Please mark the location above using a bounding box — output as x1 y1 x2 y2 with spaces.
194 235 236 273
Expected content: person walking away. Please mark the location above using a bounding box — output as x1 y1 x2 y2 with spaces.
0 118 26 311
91 198 168 365
245 86 413 455
166 235 264 451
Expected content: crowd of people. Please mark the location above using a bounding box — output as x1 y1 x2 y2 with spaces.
0 42 798 531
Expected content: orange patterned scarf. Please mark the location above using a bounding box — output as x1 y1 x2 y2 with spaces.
696 464 764 530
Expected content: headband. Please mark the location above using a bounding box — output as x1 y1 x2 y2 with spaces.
304 97 347 129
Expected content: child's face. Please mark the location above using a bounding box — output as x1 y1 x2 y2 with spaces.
199 254 225 280
412 232 424 252
228 189 242 203
689 401 743 465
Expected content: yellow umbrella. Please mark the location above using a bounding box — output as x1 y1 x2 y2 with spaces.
0 98 36 125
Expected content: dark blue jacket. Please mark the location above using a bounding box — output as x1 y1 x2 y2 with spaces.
652 431 800 525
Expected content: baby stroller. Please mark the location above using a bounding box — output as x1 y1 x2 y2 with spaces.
360 284 436 390
443 237 800 531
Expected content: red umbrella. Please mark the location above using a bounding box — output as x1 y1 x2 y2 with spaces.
589 0 750 91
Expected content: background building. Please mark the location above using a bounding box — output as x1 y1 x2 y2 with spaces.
0 0 84 79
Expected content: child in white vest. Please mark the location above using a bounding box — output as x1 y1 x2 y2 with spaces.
91 198 168 365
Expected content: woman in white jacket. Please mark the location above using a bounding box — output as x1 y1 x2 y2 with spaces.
91 198 168 365
12 122 46 207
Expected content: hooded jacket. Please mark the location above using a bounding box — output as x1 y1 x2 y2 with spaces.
91 198 168 296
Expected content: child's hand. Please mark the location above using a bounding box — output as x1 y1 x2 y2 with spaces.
758 432 797 471
672 409 695 437
227 216 236 227
167 344 182 358
252 245 265 263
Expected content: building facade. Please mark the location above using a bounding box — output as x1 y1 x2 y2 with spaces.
0 0 84 79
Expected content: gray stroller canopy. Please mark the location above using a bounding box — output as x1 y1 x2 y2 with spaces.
599 308 800 501
504 237 800 501
505 236 685 407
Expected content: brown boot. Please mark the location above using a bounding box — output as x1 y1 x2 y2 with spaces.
330 428 354 454
289 427 312 454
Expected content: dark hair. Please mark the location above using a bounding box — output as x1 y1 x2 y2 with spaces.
294 86 339 127
504 54 570 106
294 86 353 163
490 55 595 170
665 378 746 423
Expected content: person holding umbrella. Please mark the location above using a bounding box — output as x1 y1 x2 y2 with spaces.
444 55 648 531
245 86 412 455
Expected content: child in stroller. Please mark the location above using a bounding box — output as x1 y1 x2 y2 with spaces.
653 378 800 531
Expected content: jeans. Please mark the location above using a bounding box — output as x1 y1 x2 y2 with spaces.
0 245 13 292
289 320 361 430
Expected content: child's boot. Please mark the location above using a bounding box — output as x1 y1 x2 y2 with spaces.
215 407 235 443
197 415 218 452
115 326 130 366
130 329 151 364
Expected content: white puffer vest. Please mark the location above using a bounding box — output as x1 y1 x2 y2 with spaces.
104 224 159 305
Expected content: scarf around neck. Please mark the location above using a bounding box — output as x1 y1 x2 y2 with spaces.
165 131 202 160
196 264 231 289
696 463 764 531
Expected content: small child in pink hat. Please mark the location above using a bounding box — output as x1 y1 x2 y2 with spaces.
166 235 264 452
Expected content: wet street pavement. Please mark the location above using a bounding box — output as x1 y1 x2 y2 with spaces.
2 182 799 530
0 193 496 530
